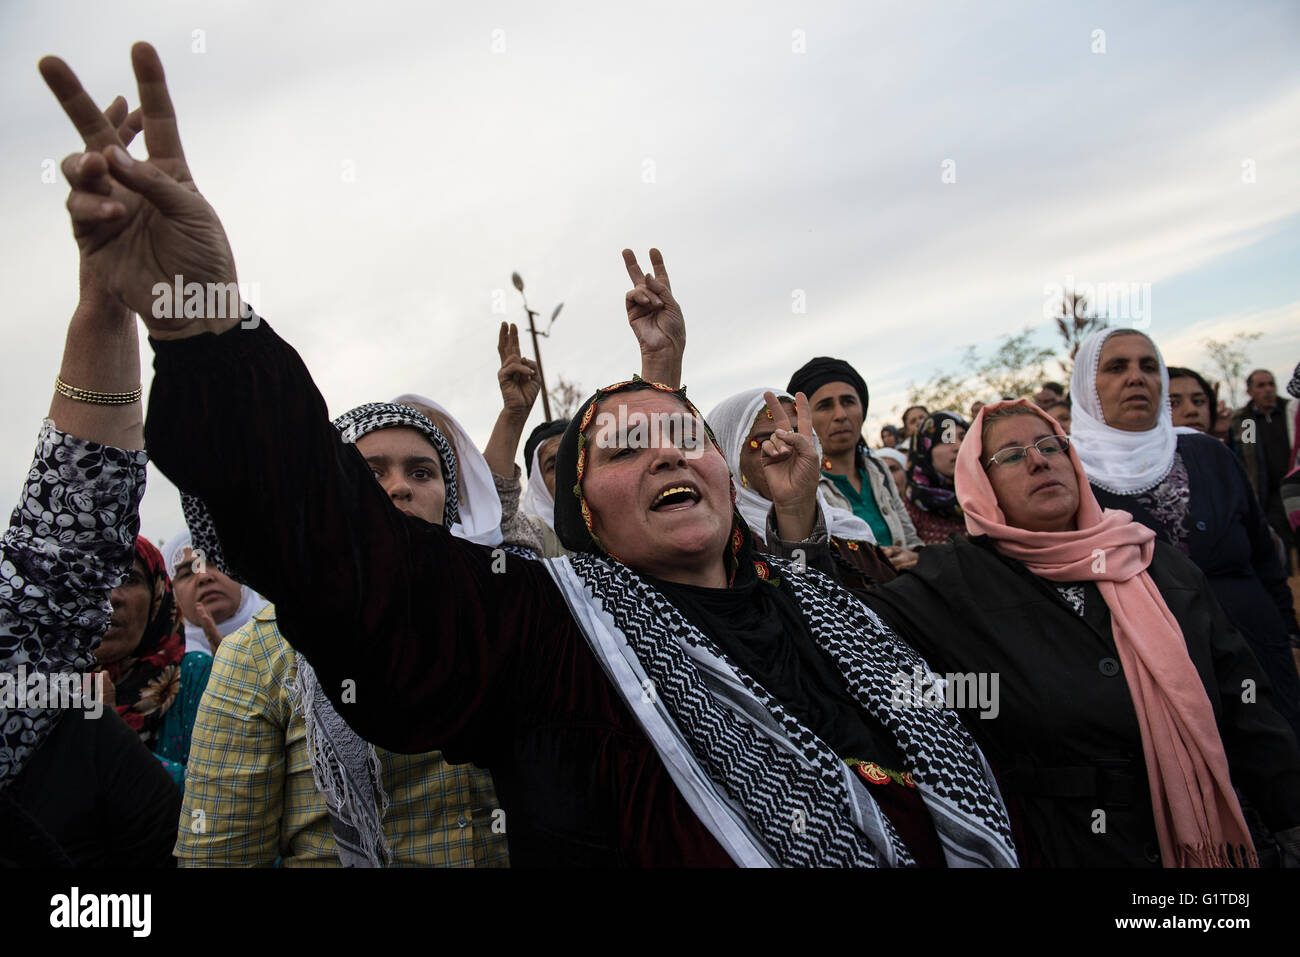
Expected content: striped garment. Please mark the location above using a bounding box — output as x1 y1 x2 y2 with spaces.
176 605 508 867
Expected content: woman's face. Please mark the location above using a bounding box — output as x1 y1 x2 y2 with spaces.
355 427 446 524
739 399 796 500
1167 376 1210 432
1095 333 1162 432
537 435 563 499
808 382 864 457
582 391 734 586
172 547 244 626
885 459 906 494
903 406 929 438
982 414 1079 533
97 558 152 666
930 423 966 479
1045 404 1072 434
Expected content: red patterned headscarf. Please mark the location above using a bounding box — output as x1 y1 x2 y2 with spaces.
552 377 758 585
105 536 185 745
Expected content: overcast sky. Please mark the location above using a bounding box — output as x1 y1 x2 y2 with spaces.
3 0 1298 543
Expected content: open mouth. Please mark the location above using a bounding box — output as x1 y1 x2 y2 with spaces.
651 485 701 511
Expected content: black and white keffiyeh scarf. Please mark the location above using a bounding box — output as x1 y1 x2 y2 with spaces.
546 378 1018 867
183 401 460 868
546 551 1017 867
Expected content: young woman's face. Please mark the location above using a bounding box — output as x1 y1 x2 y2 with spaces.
97 558 152 666
1095 333 1162 432
1167 376 1209 432
581 391 734 586
171 547 244 626
808 382 864 458
739 399 797 500
355 427 446 525
929 423 966 479
903 406 928 438
982 414 1079 533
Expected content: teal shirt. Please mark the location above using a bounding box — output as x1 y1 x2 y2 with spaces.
825 467 893 546
155 650 214 794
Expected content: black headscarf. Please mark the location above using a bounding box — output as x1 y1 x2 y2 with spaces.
524 419 569 478
1165 366 1219 432
552 377 755 584
787 357 870 415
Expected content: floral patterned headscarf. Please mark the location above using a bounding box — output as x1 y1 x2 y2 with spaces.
104 536 184 745
905 411 969 520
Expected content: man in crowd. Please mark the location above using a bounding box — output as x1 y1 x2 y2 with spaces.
1232 369 1298 571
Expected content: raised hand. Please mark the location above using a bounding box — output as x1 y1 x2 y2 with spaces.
497 322 541 419
40 43 242 338
760 391 822 541
623 248 684 388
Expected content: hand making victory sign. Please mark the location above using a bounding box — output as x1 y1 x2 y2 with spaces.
623 248 685 389
40 42 242 338
759 390 822 541
496 321 541 419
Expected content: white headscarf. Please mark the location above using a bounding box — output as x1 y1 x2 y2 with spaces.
523 445 557 533
875 447 908 471
1069 328 1197 494
391 393 504 547
707 388 877 543
162 529 269 657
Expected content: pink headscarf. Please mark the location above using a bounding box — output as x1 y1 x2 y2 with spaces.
954 398 1256 868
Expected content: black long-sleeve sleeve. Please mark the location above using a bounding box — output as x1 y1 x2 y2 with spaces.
1232 447 1300 636
144 320 575 760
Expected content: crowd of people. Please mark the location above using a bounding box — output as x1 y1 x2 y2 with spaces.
3 43 1300 869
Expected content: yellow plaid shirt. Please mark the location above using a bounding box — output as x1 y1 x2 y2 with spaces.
176 605 509 867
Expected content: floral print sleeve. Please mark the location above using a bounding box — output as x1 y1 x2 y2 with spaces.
0 419 148 788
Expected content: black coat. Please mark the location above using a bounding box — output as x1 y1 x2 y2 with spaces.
1090 432 1300 739
864 535 1300 867
2 708 180 867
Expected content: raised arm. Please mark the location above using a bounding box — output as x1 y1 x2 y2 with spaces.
483 322 541 476
483 322 545 554
39 45 569 759
0 93 150 788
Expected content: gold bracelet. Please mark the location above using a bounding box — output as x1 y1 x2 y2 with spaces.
54 375 142 406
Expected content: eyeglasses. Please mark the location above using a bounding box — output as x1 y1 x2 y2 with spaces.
983 435 1071 470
